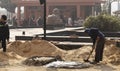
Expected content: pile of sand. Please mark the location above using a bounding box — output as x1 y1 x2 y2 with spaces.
62 46 92 61
0 39 119 65
104 41 120 65
0 51 24 61
62 40 120 65
7 40 65 58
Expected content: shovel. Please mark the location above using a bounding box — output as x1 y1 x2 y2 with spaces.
83 46 95 62
83 41 97 62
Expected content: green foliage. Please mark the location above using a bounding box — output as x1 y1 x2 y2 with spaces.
0 0 16 13
84 14 120 32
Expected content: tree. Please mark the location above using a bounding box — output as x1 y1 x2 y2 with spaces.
84 14 120 32
103 0 118 14
0 0 16 13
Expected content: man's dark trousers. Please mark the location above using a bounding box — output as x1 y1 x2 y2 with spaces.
95 38 105 62
0 38 6 52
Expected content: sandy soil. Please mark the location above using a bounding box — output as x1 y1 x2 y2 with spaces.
0 64 120 71
0 39 119 71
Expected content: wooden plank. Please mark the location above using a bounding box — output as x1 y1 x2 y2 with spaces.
15 36 92 42
44 31 120 37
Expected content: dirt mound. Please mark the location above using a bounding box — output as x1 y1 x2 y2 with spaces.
104 42 120 65
7 40 65 58
0 51 24 64
62 46 92 61
0 39 119 65
62 40 120 65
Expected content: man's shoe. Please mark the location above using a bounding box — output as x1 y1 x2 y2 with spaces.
90 61 99 64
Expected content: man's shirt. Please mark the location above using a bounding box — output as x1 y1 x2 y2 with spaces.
0 21 9 39
86 28 105 45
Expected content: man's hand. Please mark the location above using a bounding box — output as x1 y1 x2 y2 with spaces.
7 39 10 44
96 36 100 42
91 45 95 52
92 39 98 51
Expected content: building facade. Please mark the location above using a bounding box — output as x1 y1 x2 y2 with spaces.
11 0 103 25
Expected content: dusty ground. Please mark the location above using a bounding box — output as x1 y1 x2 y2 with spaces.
0 39 119 71
0 63 119 71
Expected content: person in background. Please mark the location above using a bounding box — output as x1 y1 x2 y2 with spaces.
74 17 84 26
12 16 17 27
84 28 105 64
0 15 10 52
37 16 43 27
67 17 73 26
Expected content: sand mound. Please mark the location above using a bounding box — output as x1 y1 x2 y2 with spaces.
104 42 120 65
62 40 120 65
63 46 92 61
0 39 119 65
7 40 65 57
0 51 24 63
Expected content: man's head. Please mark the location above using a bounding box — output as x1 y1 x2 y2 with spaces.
84 28 90 34
1 15 7 21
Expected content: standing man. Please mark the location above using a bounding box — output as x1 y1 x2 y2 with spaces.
84 28 105 64
0 15 10 52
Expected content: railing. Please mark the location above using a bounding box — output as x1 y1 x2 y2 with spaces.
11 0 104 3
11 0 38 3
22 0 38 1
101 0 106 2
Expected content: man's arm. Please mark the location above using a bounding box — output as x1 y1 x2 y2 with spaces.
6 25 10 43
92 36 99 51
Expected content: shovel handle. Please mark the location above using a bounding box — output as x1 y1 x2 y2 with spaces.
86 41 97 60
